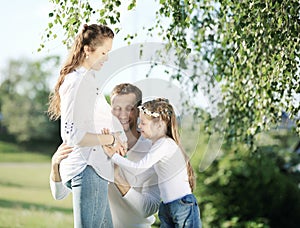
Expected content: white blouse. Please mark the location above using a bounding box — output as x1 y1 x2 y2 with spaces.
112 137 191 203
59 67 126 184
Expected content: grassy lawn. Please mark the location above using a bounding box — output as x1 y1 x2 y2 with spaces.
0 163 73 228
0 140 72 227
0 163 73 227
0 141 51 163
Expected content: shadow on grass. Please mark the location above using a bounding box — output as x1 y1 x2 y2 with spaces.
0 198 72 214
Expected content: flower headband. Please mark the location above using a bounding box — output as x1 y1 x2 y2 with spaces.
138 106 173 118
138 106 160 118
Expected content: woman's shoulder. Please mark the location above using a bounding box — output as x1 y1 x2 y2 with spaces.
64 70 82 83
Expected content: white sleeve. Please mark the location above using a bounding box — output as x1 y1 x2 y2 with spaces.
111 148 164 175
122 183 160 218
60 74 86 146
49 179 71 200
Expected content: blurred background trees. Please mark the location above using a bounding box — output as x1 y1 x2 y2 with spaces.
0 56 60 144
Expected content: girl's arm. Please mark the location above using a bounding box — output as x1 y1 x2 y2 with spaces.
110 148 163 176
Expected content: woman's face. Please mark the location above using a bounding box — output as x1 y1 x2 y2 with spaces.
85 38 113 71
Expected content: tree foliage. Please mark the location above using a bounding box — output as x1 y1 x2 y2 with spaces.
195 130 300 228
0 56 60 142
41 1 300 226
41 0 300 146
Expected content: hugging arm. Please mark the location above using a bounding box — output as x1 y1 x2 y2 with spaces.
49 143 72 200
115 171 160 218
125 183 160 217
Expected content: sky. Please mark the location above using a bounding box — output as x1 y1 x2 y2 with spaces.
0 0 56 68
0 0 163 81
0 0 211 111
0 0 161 69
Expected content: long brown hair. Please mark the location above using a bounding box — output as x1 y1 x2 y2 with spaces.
141 98 196 191
47 24 114 120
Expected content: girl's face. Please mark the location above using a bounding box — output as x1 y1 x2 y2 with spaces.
138 112 165 142
138 113 155 141
84 38 113 71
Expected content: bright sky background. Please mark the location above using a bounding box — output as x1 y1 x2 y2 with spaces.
0 0 163 79
0 0 161 69
0 0 212 111
0 0 55 69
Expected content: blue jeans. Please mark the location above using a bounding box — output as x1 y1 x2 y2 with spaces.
69 165 113 228
158 194 201 228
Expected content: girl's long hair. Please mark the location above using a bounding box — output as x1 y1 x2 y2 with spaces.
142 98 196 191
47 24 114 120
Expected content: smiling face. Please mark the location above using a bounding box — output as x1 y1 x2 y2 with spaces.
111 93 139 133
83 38 113 71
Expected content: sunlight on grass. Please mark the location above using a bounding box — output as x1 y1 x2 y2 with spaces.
0 207 73 228
0 163 73 227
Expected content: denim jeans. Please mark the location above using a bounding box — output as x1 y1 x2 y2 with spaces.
69 165 113 228
158 194 201 228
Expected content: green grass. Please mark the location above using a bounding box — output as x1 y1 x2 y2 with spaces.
0 163 73 228
0 141 51 162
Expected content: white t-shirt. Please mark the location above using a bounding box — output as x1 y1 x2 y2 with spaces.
59 66 125 184
111 137 192 203
50 136 160 228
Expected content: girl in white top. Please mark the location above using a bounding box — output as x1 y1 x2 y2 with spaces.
47 24 126 228
104 98 202 227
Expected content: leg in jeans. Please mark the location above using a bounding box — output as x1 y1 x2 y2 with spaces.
159 194 201 228
101 203 113 228
159 202 174 228
72 165 113 228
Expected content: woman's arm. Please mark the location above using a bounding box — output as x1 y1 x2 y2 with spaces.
78 133 115 147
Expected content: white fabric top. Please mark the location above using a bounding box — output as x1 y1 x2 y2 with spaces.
59 67 126 184
112 137 192 203
50 136 160 228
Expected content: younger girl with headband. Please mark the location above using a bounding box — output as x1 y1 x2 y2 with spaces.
104 98 201 227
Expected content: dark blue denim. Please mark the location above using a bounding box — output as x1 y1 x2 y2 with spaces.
158 194 201 228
